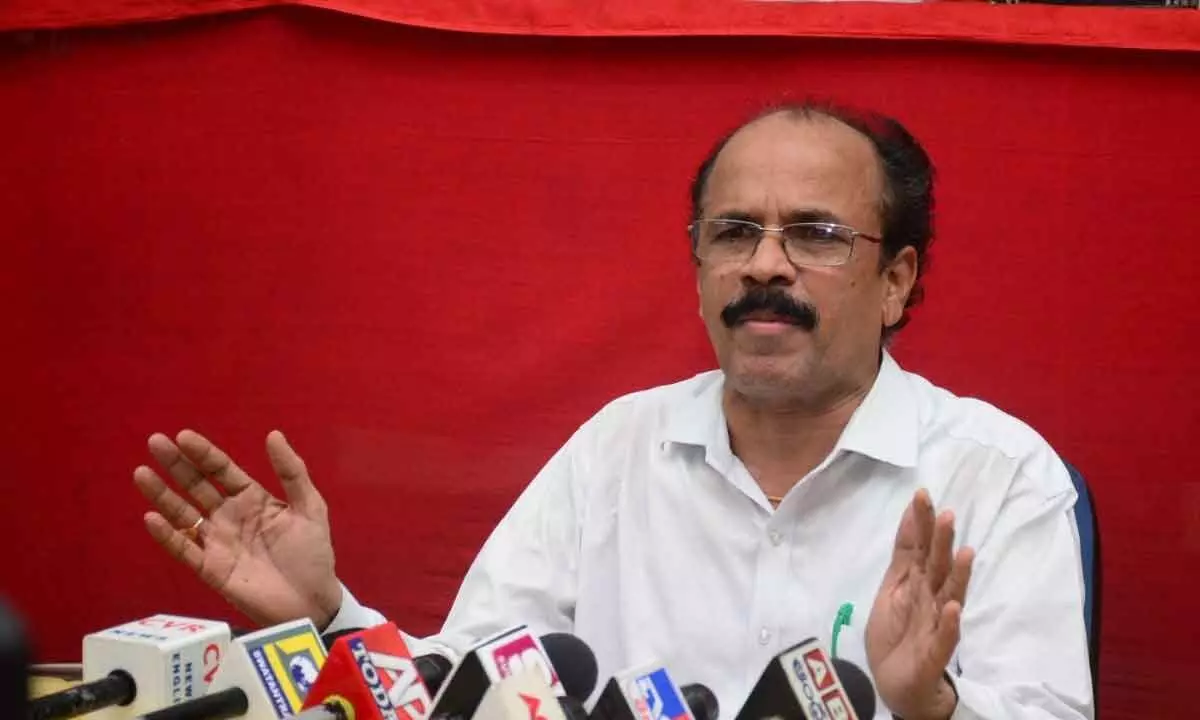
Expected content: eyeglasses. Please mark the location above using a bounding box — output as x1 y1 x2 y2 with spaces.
688 218 882 268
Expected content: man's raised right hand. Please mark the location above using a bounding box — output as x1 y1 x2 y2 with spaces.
133 429 343 630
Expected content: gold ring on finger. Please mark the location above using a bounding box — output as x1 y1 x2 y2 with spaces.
181 516 205 542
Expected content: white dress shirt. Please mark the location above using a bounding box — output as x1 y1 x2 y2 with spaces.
330 353 1094 719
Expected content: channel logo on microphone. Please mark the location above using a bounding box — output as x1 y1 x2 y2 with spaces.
632 669 689 720
243 622 327 715
487 633 560 690
822 689 853 720
802 648 835 692
801 647 854 719
347 628 432 719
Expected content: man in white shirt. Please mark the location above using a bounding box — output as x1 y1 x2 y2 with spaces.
133 103 1093 719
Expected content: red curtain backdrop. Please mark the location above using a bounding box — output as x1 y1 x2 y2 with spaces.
1 4 1198 718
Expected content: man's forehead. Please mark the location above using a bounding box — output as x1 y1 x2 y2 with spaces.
702 113 883 214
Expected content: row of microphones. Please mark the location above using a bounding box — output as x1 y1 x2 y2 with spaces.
27 612 876 720
26 615 598 720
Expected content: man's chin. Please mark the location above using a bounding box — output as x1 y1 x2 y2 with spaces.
733 335 812 359
723 354 812 399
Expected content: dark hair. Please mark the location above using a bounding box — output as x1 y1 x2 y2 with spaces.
689 101 936 340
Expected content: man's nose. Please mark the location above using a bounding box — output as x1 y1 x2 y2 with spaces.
741 230 798 285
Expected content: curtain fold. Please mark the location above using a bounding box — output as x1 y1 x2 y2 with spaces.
2 0 1199 52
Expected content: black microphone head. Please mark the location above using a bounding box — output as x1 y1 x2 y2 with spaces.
681 682 719 720
320 627 364 650
415 653 454 697
559 696 589 720
831 658 877 720
539 633 598 701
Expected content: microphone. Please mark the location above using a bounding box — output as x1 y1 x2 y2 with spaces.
560 697 589 720
416 654 455 697
135 617 328 720
469 634 595 720
538 633 598 704
470 671 570 720
680 685 719 720
320 626 454 698
733 637 875 720
829 660 875 719
28 614 231 720
1 599 29 720
301 622 435 720
590 662 717 720
429 627 597 720
319 628 363 648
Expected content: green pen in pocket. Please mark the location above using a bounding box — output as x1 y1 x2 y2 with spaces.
831 602 854 658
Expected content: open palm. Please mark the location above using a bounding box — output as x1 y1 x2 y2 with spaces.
133 429 343 629
865 489 974 720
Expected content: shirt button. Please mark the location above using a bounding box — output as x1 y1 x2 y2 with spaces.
768 530 783 546
758 627 772 645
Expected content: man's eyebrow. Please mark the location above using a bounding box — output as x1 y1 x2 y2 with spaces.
709 210 759 223
782 208 846 225
706 208 849 225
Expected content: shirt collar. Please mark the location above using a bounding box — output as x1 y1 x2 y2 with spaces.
662 371 736 474
836 351 919 468
663 351 918 470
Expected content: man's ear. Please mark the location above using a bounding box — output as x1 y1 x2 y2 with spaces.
881 245 918 330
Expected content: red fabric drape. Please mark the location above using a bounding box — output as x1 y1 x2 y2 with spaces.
2 5 1198 719
1 0 1199 51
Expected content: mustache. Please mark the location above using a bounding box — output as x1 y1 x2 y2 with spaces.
721 285 819 331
